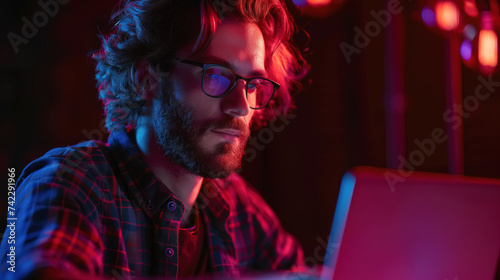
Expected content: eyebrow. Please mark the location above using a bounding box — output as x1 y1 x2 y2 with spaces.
197 55 268 77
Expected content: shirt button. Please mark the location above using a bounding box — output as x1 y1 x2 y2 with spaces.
207 186 216 195
165 247 175 257
147 202 154 211
167 201 177 211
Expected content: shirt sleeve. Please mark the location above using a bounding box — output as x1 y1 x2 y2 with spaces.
247 186 305 271
0 148 105 280
224 174 306 272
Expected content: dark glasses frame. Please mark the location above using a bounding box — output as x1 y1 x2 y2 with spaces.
178 59 280 110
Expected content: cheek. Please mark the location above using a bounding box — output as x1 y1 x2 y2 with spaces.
169 80 222 125
169 67 218 111
169 73 200 103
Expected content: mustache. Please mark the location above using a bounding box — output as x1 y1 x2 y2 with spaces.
200 116 250 136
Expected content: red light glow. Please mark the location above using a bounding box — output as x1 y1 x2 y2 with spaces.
307 0 332 6
464 0 478 17
478 29 498 67
435 1 460 31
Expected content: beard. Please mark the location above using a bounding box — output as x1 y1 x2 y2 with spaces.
151 81 251 178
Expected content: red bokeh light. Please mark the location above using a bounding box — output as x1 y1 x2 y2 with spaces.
478 29 498 68
308 0 332 6
435 1 460 31
463 0 479 17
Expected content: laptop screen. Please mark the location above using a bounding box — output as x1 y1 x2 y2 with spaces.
321 166 500 280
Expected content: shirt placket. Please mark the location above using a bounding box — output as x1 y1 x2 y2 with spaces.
200 181 240 277
152 196 185 278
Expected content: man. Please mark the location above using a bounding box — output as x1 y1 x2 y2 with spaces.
1 0 309 278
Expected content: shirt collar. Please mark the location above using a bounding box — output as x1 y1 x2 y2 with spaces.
107 129 173 219
198 178 231 222
107 129 231 222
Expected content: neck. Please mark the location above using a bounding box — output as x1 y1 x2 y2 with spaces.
134 126 203 227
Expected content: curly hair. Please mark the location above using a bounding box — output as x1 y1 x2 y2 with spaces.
92 0 309 131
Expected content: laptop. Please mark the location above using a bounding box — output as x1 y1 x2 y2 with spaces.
321 166 500 280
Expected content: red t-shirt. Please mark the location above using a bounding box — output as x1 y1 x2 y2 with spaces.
178 205 209 277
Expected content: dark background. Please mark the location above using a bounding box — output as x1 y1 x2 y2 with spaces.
2 0 500 269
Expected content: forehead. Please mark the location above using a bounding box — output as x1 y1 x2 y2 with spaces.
197 20 266 76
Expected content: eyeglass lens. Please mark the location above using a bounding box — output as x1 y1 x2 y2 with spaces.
202 65 275 109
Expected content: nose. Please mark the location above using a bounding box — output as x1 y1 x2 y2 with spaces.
220 80 250 117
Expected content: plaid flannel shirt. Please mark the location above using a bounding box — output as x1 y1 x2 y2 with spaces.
0 129 304 279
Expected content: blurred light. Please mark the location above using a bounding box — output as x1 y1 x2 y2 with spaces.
421 6 436 26
308 0 332 6
463 24 477 40
478 30 498 67
460 40 473 60
435 1 460 31
464 0 479 17
479 12 498 68
293 0 308 7
293 0 344 17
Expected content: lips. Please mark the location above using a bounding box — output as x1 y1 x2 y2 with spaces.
211 128 243 137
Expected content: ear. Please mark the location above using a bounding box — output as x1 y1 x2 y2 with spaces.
134 60 163 100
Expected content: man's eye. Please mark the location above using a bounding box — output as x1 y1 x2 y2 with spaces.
248 81 261 92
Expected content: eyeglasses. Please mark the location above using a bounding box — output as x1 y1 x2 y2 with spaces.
178 60 280 110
